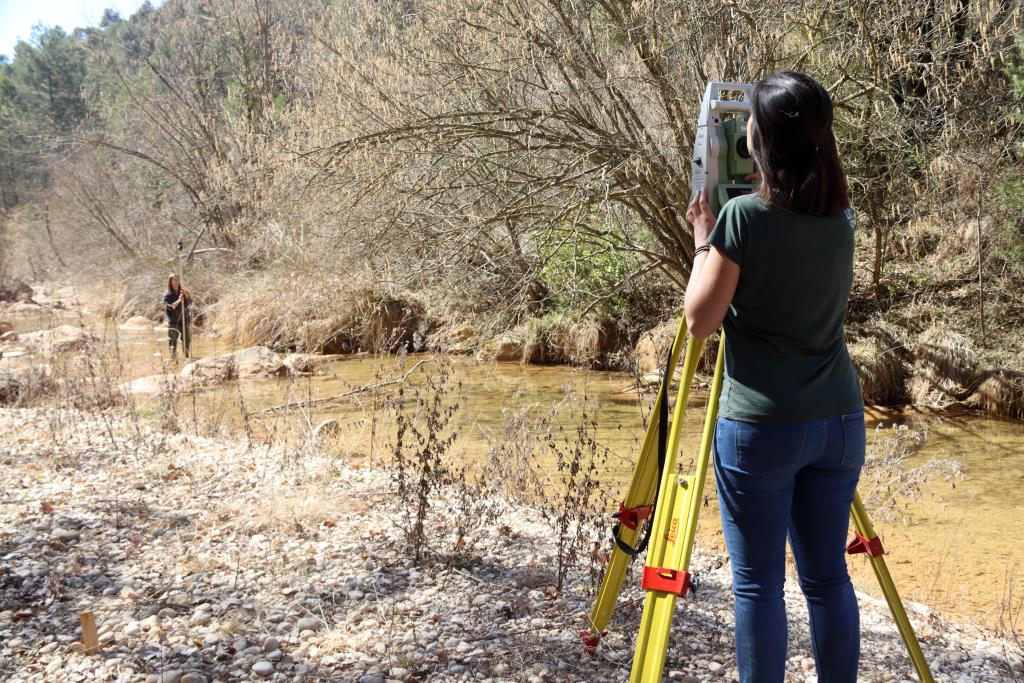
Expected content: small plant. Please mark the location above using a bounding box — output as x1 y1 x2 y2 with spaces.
387 357 461 565
996 577 1024 681
537 384 612 592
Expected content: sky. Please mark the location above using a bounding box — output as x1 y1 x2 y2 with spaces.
0 0 152 59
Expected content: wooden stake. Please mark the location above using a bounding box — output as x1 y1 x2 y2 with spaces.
80 610 100 655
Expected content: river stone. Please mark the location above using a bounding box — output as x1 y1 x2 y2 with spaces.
477 333 524 363
634 321 677 376
181 346 285 383
426 323 477 354
180 674 207 683
0 321 12 335
252 660 274 676
295 617 321 632
190 611 212 626
18 324 95 353
283 353 329 375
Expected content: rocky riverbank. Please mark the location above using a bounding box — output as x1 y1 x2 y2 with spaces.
0 406 1020 683
2 279 1023 419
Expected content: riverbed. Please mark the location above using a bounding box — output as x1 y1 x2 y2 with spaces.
4 311 1024 631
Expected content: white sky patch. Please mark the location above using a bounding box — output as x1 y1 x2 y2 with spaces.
0 0 156 59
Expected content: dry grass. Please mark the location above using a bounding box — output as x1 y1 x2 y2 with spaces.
907 327 1024 419
521 314 627 369
909 327 981 410
849 335 908 406
91 282 152 321
210 272 426 354
969 369 1024 421
891 215 944 260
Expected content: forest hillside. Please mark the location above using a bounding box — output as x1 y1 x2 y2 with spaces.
1 0 1022 416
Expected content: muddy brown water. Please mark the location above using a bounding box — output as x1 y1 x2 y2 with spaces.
4 314 1024 630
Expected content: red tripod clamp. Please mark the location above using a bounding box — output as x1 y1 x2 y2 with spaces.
580 629 604 655
616 503 654 531
846 531 885 558
641 567 691 596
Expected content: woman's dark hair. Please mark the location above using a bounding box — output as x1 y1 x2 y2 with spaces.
751 71 849 215
167 273 180 293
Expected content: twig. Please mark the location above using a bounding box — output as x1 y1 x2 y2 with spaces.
260 360 431 413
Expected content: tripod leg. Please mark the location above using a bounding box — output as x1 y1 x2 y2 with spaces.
583 317 693 650
629 335 725 682
849 491 935 683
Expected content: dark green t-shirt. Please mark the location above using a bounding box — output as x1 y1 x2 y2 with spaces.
707 193 863 422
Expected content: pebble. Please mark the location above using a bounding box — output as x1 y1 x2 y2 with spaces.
295 617 321 632
251 660 274 676
0 403 1014 683
191 611 212 626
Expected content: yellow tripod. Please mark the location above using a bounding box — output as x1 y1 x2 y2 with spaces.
583 318 934 683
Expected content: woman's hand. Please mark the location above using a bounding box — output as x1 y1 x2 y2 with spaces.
686 188 717 247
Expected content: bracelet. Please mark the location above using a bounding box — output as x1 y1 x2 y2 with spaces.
693 244 711 257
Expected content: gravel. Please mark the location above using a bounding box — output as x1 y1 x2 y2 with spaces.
0 405 1020 682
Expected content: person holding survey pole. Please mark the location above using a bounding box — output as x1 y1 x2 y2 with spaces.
164 273 192 362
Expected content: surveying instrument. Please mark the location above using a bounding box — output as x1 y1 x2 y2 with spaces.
580 83 935 683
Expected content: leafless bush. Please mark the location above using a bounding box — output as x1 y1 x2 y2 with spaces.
308 0 1021 303
387 358 486 565
534 387 613 593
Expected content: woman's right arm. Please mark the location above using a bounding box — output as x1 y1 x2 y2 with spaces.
684 189 740 340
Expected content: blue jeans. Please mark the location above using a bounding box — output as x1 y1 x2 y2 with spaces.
713 412 865 683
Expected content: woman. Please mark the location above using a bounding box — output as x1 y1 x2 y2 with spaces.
684 71 864 683
163 274 191 362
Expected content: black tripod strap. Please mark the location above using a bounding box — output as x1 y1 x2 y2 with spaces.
612 337 675 558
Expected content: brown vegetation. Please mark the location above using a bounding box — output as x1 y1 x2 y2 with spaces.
211 274 426 355
910 327 1024 420
848 328 910 407
0 0 1021 418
